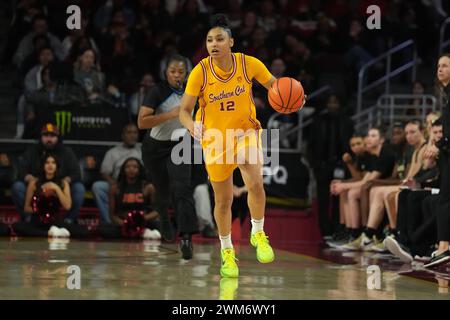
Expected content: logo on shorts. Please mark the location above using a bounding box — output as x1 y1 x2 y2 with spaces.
55 111 72 135
170 128 280 174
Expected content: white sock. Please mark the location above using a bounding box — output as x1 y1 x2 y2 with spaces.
251 218 264 235
219 234 233 250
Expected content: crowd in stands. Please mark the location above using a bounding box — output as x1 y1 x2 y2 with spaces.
1 0 447 138
0 1 449 268
323 114 448 268
2 118 448 266
0 121 221 240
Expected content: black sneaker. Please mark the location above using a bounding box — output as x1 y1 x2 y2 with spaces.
323 225 346 241
326 230 351 248
333 227 350 241
414 246 438 262
161 219 176 242
180 239 193 260
424 250 450 268
384 236 413 263
202 225 217 238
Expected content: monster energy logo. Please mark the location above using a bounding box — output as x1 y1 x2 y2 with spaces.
55 111 72 135
55 111 113 135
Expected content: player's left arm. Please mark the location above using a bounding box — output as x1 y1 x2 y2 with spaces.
246 55 275 90
261 76 277 90
247 55 307 106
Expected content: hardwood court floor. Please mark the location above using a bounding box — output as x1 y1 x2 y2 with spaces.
0 238 448 300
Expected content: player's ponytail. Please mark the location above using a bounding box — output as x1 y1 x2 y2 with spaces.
210 13 232 37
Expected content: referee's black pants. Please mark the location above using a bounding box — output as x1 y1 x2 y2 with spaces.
142 136 198 235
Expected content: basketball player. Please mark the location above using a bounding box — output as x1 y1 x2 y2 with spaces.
180 14 304 277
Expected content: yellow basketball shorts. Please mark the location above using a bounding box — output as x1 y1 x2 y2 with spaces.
201 128 263 182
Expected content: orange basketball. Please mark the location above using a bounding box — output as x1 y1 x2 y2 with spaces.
268 77 305 114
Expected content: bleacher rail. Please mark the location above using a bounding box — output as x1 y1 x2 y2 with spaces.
357 39 418 115
353 94 437 132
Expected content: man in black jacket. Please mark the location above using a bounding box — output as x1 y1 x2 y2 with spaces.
11 123 85 223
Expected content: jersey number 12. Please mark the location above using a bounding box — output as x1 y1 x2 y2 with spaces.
220 101 235 111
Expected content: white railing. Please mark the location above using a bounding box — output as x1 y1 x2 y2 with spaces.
357 39 418 115
353 94 437 132
352 105 380 133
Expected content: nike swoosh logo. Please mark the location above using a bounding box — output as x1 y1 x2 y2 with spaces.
209 82 216 85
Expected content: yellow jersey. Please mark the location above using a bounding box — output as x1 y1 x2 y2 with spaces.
184 53 272 182
185 52 273 132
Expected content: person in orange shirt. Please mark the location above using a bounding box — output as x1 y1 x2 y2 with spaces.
180 14 302 278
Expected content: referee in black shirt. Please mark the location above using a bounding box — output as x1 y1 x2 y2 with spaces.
138 54 198 260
